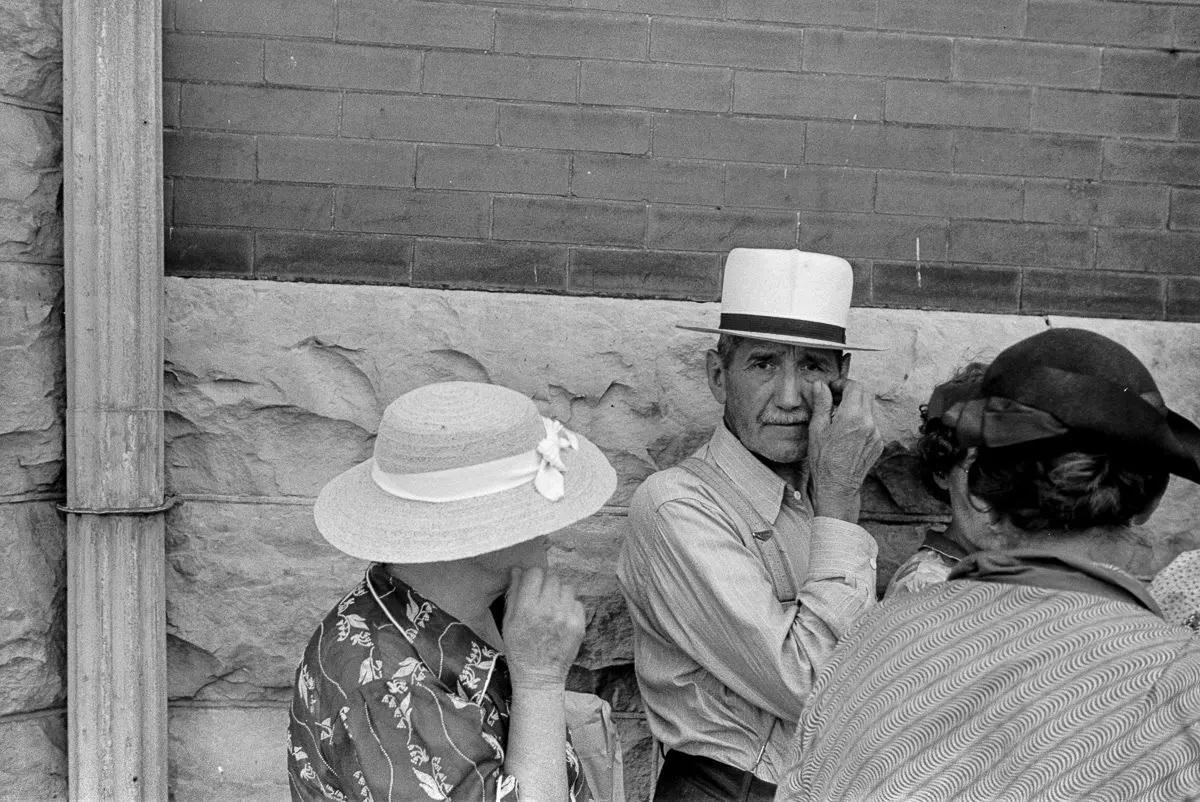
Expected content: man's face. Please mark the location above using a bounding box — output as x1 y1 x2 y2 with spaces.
707 338 849 464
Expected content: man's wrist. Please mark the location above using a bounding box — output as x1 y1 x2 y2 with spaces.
813 491 862 522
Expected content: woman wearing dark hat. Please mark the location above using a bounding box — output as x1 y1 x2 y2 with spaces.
776 328 1200 802
287 382 617 801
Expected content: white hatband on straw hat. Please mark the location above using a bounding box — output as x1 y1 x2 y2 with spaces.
679 248 881 351
314 381 617 563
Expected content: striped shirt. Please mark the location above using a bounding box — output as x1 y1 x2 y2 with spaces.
617 425 878 783
778 579 1200 801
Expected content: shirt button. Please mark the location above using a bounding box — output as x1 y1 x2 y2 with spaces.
792 490 803 502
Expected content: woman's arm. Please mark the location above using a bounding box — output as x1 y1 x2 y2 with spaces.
502 566 586 800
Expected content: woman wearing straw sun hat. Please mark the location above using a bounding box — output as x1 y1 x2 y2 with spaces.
287 381 617 802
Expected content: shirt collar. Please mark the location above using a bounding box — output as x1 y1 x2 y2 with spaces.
365 564 508 707
708 424 791 523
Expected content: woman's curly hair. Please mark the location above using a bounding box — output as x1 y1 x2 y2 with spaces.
916 362 988 503
968 437 1169 533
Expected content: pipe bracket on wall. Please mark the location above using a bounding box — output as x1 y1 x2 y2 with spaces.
56 497 177 516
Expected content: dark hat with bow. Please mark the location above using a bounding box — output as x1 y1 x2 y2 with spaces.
938 328 1200 484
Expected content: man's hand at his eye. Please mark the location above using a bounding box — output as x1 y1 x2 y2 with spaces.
807 379 884 523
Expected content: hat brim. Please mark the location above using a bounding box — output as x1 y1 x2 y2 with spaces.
676 324 883 352
313 433 617 563
1166 408 1200 484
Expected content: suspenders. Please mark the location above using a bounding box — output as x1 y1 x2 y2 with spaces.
674 456 797 787
677 457 804 605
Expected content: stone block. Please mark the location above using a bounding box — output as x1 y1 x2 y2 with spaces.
614 714 656 802
162 278 1200 572
0 263 63 498
166 500 362 700
551 512 635 670
0 104 62 264
0 502 64 714
0 711 66 800
169 705 289 801
167 703 651 802
0 0 62 107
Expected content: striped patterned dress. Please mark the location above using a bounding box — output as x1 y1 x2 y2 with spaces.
777 579 1200 801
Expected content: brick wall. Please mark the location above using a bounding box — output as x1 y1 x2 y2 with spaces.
163 0 1200 319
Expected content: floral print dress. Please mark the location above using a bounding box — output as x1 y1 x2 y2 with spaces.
288 564 587 801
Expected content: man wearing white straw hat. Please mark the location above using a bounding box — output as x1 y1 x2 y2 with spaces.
288 381 617 801
617 249 884 801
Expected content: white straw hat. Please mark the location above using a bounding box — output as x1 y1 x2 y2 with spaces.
678 248 881 351
314 381 617 563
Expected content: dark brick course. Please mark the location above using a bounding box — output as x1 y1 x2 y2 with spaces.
413 240 568 291
873 262 1021 313
569 248 722 299
257 232 412 283
1022 269 1164 319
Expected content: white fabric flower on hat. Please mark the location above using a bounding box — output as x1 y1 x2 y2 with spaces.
533 418 578 501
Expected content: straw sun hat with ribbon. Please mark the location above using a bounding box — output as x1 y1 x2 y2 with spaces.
678 248 881 352
314 381 617 563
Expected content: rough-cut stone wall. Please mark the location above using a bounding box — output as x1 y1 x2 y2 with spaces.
0 0 65 797
163 277 1200 801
